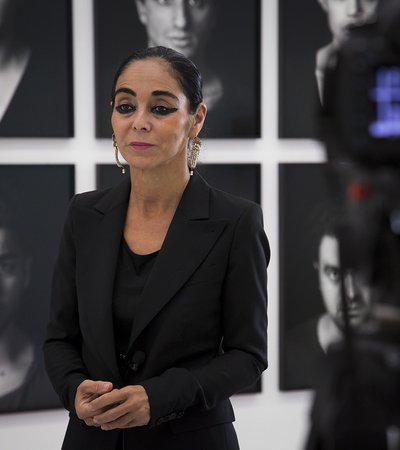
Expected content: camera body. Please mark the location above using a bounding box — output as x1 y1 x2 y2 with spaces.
320 1 400 167
306 2 400 449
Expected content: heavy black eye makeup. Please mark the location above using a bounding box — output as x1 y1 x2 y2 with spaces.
113 87 181 116
114 102 178 116
151 105 178 116
115 103 135 114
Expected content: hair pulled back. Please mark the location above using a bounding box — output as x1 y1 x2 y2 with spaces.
111 46 203 114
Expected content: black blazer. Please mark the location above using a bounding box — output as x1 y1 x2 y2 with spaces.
44 172 269 450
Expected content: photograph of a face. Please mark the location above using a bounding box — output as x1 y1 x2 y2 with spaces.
94 0 261 139
279 0 380 138
0 0 73 137
279 163 372 390
0 165 74 413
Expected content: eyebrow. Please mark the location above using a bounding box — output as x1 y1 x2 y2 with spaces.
114 88 179 102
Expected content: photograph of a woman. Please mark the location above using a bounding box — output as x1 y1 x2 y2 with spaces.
0 165 73 413
44 46 269 450
0 0 73 137
94 0 260 138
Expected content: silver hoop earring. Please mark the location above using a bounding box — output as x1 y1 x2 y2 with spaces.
112 133 126 174
188 136 202 176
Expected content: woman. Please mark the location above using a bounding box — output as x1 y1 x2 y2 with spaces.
0 197 57 413
44 46 269 450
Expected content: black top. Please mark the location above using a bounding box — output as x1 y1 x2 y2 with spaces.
113 238 158 362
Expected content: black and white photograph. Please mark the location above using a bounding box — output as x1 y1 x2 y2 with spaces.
0 165 74 413
94 0 261 139
0 0 73 137
279 0 380 138
279 163 372 390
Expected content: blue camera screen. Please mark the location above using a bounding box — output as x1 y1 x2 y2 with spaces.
369 66 400 139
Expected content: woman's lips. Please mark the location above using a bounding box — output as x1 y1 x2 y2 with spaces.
129 142 154 151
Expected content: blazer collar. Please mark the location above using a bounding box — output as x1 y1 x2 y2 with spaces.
83 172 226 380
126 172 227 350
94 176 131 214
93 171 210 219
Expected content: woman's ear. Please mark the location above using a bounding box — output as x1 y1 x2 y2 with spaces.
190 103 207 138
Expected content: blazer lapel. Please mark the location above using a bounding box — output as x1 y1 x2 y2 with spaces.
127 173 227 349
80 178 130 384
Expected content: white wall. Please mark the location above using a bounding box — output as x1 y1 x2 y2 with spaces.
0 1 326 449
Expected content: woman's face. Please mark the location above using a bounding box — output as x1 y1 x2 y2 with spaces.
319 0 379 46
0 228 29 333
111 57 205 173
135 0 215 59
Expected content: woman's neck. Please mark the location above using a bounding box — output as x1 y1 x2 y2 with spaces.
128 164 190 217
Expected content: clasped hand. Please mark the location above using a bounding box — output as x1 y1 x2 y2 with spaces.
75 380 150 430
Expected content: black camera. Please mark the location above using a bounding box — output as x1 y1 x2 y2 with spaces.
320 0 400 167
306 2 400 449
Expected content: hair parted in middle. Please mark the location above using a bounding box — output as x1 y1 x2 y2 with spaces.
110 46 203 114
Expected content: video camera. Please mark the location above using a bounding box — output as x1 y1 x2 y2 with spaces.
320 0 400 167
306 2 400 449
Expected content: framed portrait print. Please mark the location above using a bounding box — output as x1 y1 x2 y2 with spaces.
279 0 381 138
279 163 349 390
0 165 74 413
94 0 261 139
279 0 330 138
0 0 73 137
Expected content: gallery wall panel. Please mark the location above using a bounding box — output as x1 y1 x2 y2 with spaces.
0 165 74 413
279 163 346 391
0 0 74 137
279 0 330 138
94 0 261 139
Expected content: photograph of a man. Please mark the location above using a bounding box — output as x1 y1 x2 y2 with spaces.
134 0 222 111
94 0 260 138
279 164 372 390
314 229 371 350
279 0 379 137
316 0 379 101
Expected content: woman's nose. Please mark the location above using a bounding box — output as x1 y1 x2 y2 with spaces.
131 109 150 131
173 0 188 29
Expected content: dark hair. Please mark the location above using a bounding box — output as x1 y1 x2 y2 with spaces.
110 46 203 114
308 203 345 259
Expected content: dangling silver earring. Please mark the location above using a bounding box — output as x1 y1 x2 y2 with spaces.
112 133 126 174
188 136 201 176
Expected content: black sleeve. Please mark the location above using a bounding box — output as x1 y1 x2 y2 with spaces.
43 195 89 413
